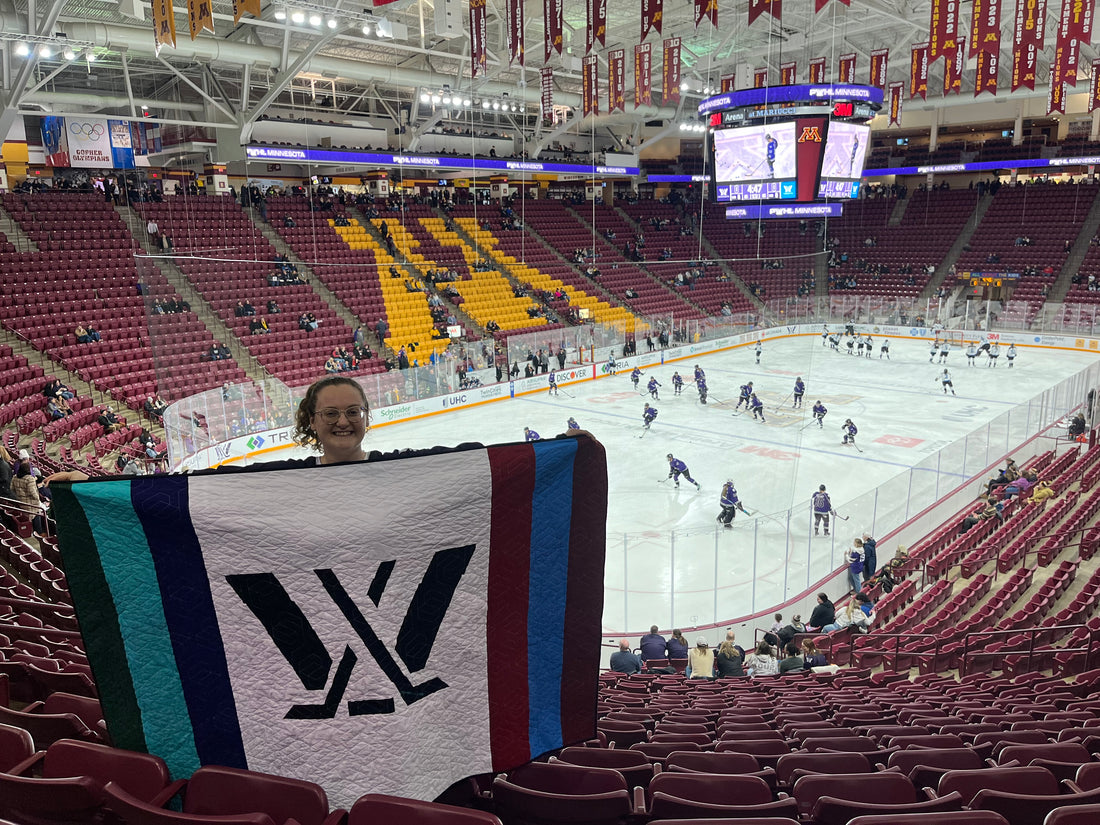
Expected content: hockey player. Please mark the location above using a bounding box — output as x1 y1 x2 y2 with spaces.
880 338 890 359
642 403 658 430
631 366 643 389
929 339 940 363
822 325 829 346
856 336 866 357
697 376 709 405
672 372 684 395
939 340 950 364
717 480 747 526
977 338 992 357
812 484 832 536
667 454 701 489
812 400 828 428
567 417 580 430
793 377 806 409
607 352 618 374
736 381 754 409
1007 344 1017 367
864 335 874 356
988 342 1000 367
941 369 956 396
846 336 855 355
842 419 858 445
754 340 763 364
524 427 540 442
829 334 841 351
548 372 559 396
750 393 766 422
694 364 706 383
966 341 978 366
647 377 661 399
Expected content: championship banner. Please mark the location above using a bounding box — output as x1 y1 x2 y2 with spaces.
1091 57 1100 110
1054 0 1092 88
470 0 487 78
749 0 782 25
910 42 929 98
544 0 563 63
838 53 856 82
1049 62 1067 112
635 43 653 107
780 61 797 85
815 0 850 9
720 73 736 92
609 49 626 112
151 0 177 53
582 54 599 116
187 0 214 39
507 0 525 66
52 438 608 808
943 44 963 94
540 67 554 119
975 49 999 95
753 67 768 88
809 57 826 83
586 0 607 53
641 0 663 41
869 48 889 88
232 0 261 25
888 81 904 125
1052 0 1073 88
928 0 960 63
695 0 717 29
1011 0 1047 91
970 0 1002 59
663 37 682 104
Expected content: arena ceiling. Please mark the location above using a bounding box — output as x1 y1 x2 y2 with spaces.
0 0 1091 154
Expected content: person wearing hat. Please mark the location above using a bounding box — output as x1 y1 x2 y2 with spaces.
687 636 714 678
609 639 642 675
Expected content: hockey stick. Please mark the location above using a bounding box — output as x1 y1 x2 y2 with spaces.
831 510 850 521
637 426 650 439
843 441 865 454
735 503 754 516
559 389 575 399
776 391 792 408
730 410 743 417
657 476 669 484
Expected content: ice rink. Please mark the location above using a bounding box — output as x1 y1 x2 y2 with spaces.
282 335 1100 635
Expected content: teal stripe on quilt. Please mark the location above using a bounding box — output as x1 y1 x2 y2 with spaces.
73 481 200 775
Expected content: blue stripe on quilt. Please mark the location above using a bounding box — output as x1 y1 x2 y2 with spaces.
526 438 577 756
131 476 247 770
72 480 200 776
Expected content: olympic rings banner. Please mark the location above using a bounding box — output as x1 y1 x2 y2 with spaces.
40 116 136 169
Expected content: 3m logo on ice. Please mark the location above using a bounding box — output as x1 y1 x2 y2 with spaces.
246 435 265 450
227 544 474 719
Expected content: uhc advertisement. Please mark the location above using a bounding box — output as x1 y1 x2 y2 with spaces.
41 116 136 169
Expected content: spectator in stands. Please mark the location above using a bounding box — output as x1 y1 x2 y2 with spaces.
1028 479 1055 505
639 625 667 662
249 317 269 335
145 394 168 420
861 532 878 583
44 379 74 401
714 639 745 677
665 628 688 660
801 639 827 668
299 313 319 332
267 300 281 314
46 397 71 420
778 642 805 674
959 494 1000 534
75 324 97 344
777 615 805 647
687 637 714 678
12 463 46 535
806 593 835 631
745 640 778 677
324 356 346 374
97 407 123 435
234 300 249 317
0 445 13 501
1069 413 1087 438
610 640 642 675
986 459 1019 495
283 215 296 228
822 598 874 633
845 538 865 595
146 218 159 239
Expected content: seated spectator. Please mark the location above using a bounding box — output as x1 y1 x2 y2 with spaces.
714 639 745 677
801 639 828 668
986 459 1019 494
666 628 688 660
639 625 667 662
745 640 778 677
75 324 96 344
97 407 123 435
777 614 806 646
610 639 642 674
822 598 874 633
1069 413 1087 437
778 642 805 674
283 215 296 228
299 312 319 332
324 356 345 374
1029 480 1056 505
249 317 269 335
267 300 281 314
959 494 1000 534
46 397 71 420
805 592 835 631
44 379 74 401
686 637 714 678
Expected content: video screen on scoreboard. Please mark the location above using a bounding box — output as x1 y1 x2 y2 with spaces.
818 122 870 199
712 122 798 202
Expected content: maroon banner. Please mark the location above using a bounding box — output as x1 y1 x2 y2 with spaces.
809 57 826 83
1011 0 1047 91
608 48 626 112
815 0 850 9
582 54 599 116
974 49 999 95
943 44 963 94
1092 57 1100 110
929 0 960 63
663 37 681 104
635 43 653 107
869 48 889 88
641 0 663 41
838 53 856 82
695 0 717 28
1054 0 1092 88
540 67 554 120
544 0 563 63
753 67 768 87
720 74 736 92
506 0 524 66
470 0 487 78
586 0 607 53
888 81 903 125
749 0 781 25
910 42 929 98
1049 62 1067 112
780 61 797 85
970 0 1002 58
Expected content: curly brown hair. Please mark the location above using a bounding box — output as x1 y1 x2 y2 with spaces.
292 376 370 452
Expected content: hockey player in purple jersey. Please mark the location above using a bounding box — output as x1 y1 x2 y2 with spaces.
647 377 661 399
631 367 643 389
842 419 858 445
736 381 753 409
793 377 805 409
717 480 748 526
524 427 540 442
667 454 701 489
812 400 827 428
672 372 684 395
750 393 766 422
812 484 832 536
643 403 658 430
697 377 709 405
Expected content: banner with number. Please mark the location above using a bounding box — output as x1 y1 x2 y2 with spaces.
1011 0 1046 90
889 81 904 125
582 54 599 116
232 0 261 25
187 0 214 39
753 67 768 87
929 0 960 62
809 57 826 83
1049 63 1067 112
507 0 524 66
943 44 963 94
609 49 626 112
586 0 607 53
780 61 796 85
52 438 608 809
1092 58 1100 110
470 0 487 78
975 50 999 95
635 43 653 107
663 37 682 104
838 53 856 82
544 0 563 63
641 0 663 41
749 0 781 24
869 48 889 88
910 42 929 98
970 0 1001 58
540 67 554 119
695 0 717 28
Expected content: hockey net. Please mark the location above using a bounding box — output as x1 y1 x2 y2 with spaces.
946 330 967 348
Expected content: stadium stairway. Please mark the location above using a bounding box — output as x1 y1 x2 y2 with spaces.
918 193 994 302
1050 193 1100 303
0 205 37 252
115 205 271 388
887 194 911 227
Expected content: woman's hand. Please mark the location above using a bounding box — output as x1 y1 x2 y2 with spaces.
43 470 89 486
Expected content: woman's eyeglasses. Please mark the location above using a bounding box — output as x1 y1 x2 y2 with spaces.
314 406 366 424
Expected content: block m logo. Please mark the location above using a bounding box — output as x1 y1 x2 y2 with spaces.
798 126 823 143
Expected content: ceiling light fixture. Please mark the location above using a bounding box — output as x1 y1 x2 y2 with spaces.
15 43 29 57
291 11 305 24
326 18 338 28
309 14 321 26
39 45 52 58
274 9 286 19
63 47 75 60
360 22 371 35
